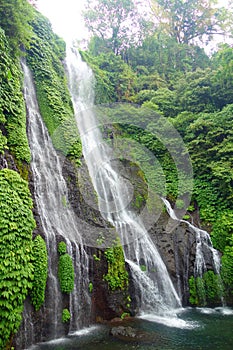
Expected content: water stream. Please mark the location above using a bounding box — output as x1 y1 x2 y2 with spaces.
162 198 221 277
66 47 181 317
20 62 91 346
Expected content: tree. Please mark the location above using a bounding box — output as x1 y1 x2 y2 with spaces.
83 0 147 54
150 0 229 44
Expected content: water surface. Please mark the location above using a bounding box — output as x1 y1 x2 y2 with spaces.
30 308 233 350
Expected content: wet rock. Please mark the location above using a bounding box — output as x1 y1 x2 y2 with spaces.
110 325 156 343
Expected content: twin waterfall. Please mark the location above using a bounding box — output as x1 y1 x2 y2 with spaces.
18 47 222 346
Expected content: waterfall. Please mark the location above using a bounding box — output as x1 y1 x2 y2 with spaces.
65 47 181 316
162 198 221 277
20 62 91 347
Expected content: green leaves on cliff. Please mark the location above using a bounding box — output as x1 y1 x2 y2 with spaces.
104 238 129 291
57 242 75 294
31 235 48 311
0 169 35 350
188 271 223 307
0 28 31 163
0 0 34 52
26 12 82 164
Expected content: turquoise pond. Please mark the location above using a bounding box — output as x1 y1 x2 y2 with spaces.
30 307 233 350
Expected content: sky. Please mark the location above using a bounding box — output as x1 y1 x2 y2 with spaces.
37 0 88 42
36 0 231 48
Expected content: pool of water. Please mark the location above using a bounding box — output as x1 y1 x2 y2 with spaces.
30 307 233 350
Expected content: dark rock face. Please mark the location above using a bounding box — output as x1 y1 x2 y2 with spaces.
149 215 197 304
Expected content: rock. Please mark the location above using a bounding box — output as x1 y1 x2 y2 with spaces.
110 326 137 338
110 325 155 343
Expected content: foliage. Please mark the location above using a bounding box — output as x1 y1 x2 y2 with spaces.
221 245 233 301
211 211 233 252
80 50 136 103
26 11 82 165
0 0 34 53
62 308 71 323
127 33 210 79
58 241 67 255
0 28 31 163
188 271 223 306
31 235 48 311
140 265 147 272
88 282 93 293
120 312 130 319
151 0 229 44
83 0 147 55
58 252 74 294
188 276 198 305
0 169 35 349
83 22 233 305
104 238 129 291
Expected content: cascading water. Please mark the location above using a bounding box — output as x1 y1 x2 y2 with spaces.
19 62 91 347
66 47 181 317
162 198 221 277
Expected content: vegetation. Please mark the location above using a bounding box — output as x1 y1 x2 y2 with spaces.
0 0 34 53
58 241 67 255
31 235 48 311
0 3 233 348
83 0 147 55
62 308 71 323
151 0 229 44
0 28 31 165
0 169 35 349
104 238 129 291
188 271 223 306
88 282 93 293
57 242 75 294
83 0 233 303
26 11 82 165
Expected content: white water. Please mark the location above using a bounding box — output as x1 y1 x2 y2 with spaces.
66 48 181 316
162 198 221 277
22 62 91 344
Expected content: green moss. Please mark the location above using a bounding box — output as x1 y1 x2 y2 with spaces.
58 241 67 255
104 238 129 291
62 308 71 323
26 12 82 165
88 282 93 293
0 169 35 349
31 235 48 311
58 254 74 294
188 271 223 306
221 245 233 300
0 28 31 163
